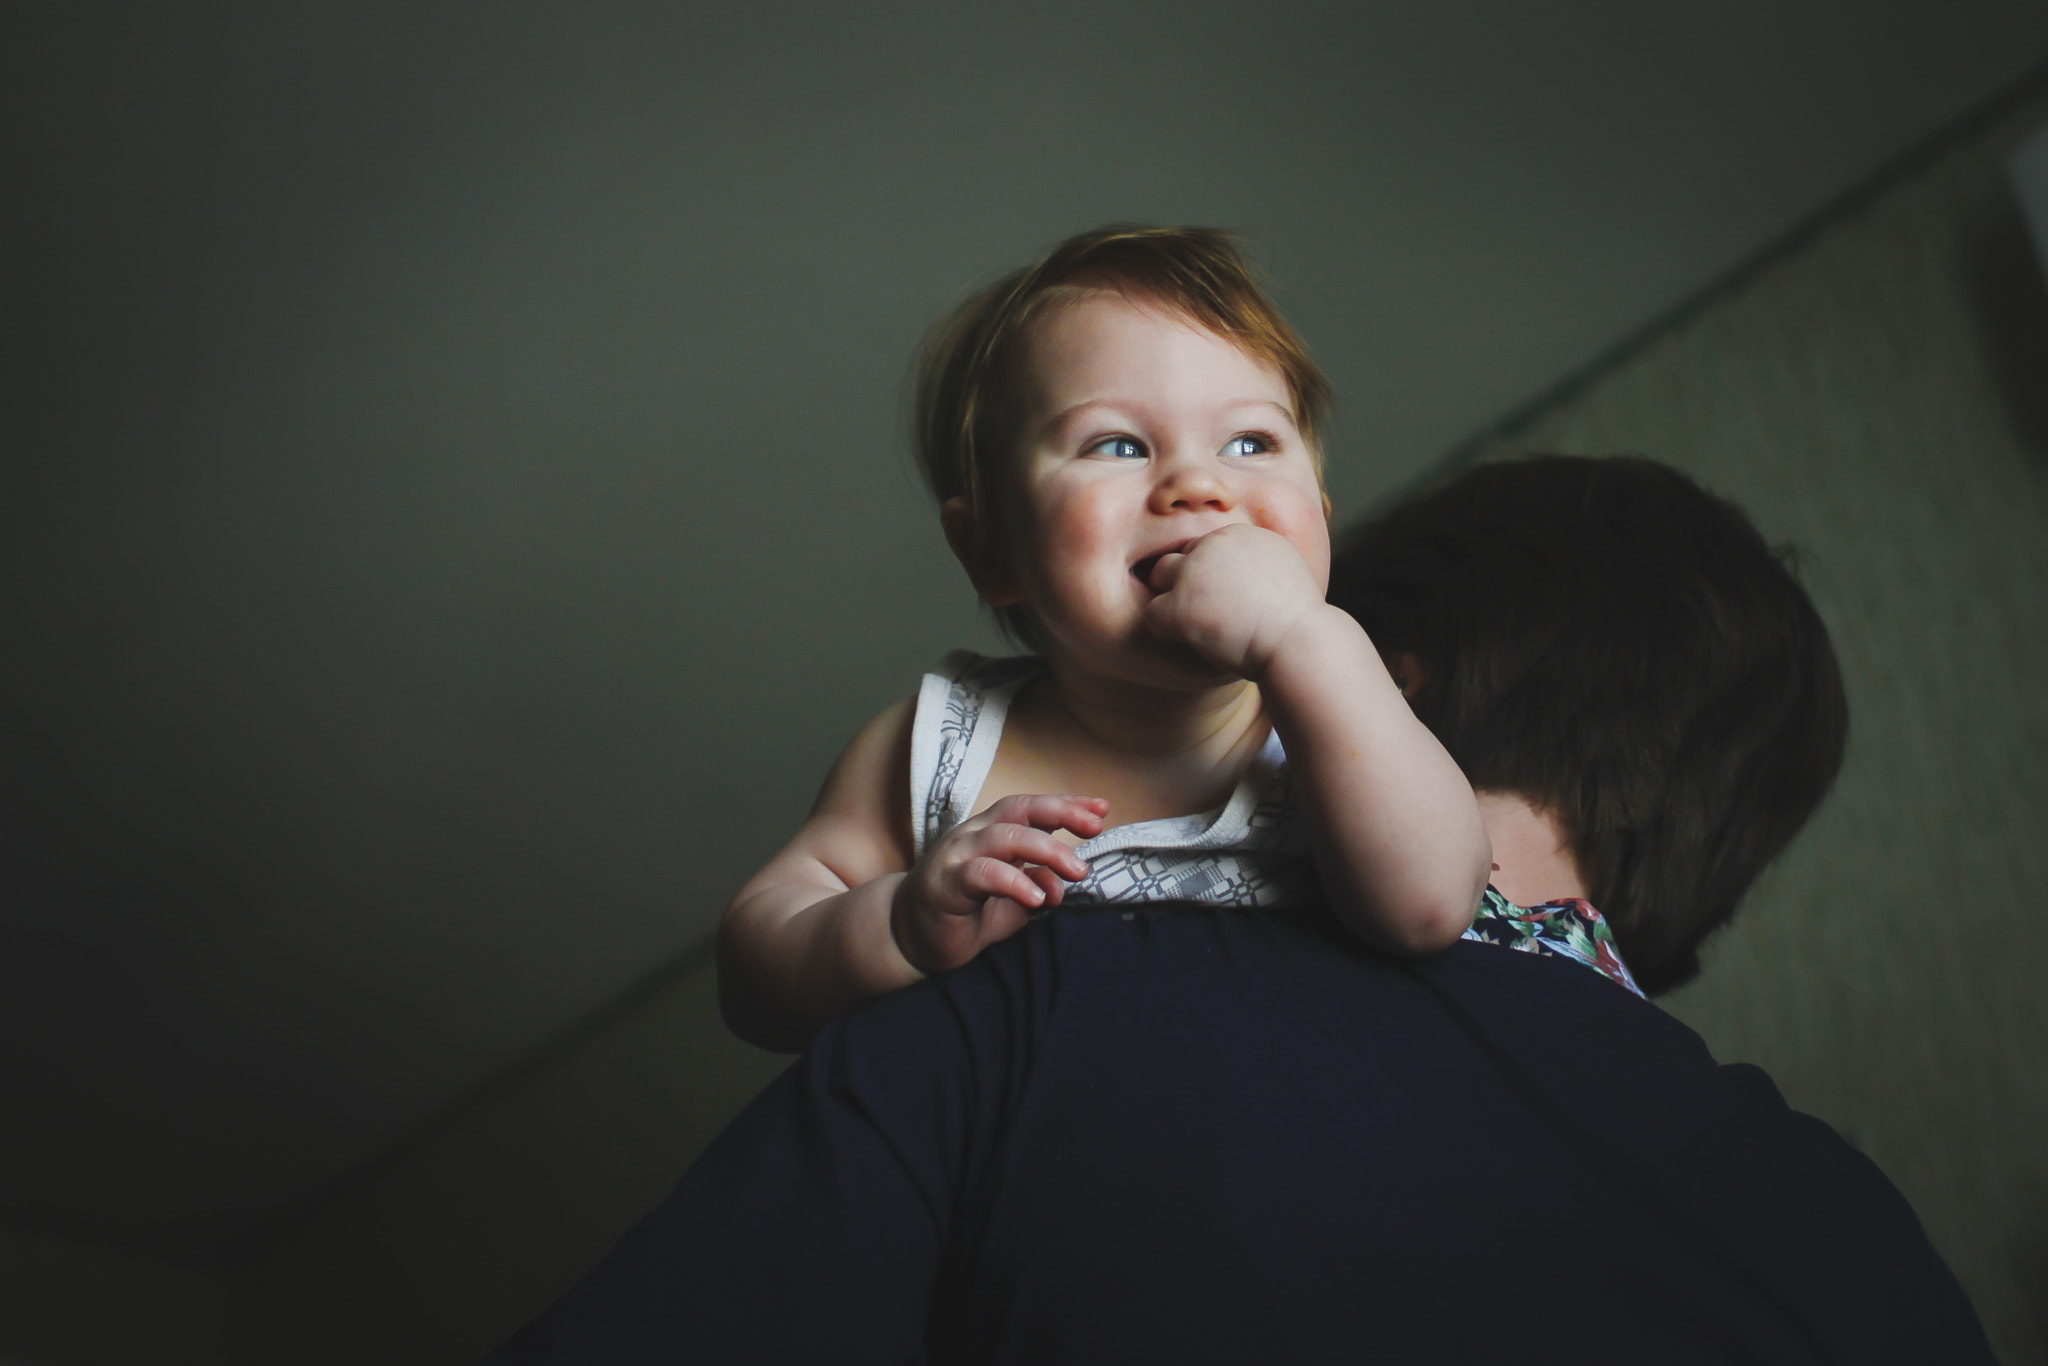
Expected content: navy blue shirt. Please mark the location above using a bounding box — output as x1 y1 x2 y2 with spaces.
492 904 1991 1363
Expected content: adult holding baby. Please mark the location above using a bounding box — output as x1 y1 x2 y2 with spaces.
491 228 1987 1360
494 443 1989 1360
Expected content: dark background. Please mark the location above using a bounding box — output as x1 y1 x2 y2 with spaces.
6 5 2048 1360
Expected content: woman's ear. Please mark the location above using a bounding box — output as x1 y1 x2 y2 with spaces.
1387 650 1428 699
940 496 1024 606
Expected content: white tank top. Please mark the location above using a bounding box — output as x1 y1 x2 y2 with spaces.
909 651 1316 908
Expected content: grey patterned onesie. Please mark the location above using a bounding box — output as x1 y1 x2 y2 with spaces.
909 651 1318 908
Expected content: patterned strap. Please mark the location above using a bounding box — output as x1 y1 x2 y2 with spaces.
913 652 1042 857
1461 887 1646 998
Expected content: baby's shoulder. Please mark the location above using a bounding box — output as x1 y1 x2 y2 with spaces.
818 696 914 809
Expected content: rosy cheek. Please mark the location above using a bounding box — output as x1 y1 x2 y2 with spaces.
1040 489 1118 549
1301 514 1333 568
1264 496 1333 586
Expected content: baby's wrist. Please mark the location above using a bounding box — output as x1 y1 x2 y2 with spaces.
1245 601 1355 684
868 872 928 984
883 873 942 979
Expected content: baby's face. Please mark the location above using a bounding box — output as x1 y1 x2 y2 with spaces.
990 290 1329 687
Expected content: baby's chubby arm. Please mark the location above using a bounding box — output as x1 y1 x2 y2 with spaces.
1145 525 1491 953
719 700 1107 1052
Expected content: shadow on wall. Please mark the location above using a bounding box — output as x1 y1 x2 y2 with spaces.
1973 171 2048 458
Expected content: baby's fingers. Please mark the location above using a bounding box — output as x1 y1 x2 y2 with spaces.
975 895 1035 948
984 793 1111 841
1020 862 1068 909
972 822 1094 883
959 855 1057 910
1147 550 1189 591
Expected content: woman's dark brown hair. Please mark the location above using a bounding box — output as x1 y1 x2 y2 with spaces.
1329 455 1848 995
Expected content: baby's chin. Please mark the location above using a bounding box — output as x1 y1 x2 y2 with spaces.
1101 635 1247 694
1036 620 1244 694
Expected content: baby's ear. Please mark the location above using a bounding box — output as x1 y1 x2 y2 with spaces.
940 496 1024 606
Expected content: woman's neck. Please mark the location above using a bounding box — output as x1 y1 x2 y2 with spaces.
1476 790 1588 906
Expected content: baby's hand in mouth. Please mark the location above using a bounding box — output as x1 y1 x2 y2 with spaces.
1132 541 1196 592
1138 524 1326 679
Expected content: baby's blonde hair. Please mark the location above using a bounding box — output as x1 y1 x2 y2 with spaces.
914 225 1332 646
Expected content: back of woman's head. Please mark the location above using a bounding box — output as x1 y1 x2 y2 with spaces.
1329 455 1848 995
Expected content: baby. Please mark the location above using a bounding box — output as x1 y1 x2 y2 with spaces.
719 226 1492 1050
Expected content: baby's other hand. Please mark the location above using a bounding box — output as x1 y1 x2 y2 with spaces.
891 793 1108 975
1143 523 1325 679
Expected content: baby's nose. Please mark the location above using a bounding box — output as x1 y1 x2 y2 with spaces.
1150 459 1234 512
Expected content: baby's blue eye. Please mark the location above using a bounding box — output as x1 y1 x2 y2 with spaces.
1091 437 1145 459
1223 435 1271 457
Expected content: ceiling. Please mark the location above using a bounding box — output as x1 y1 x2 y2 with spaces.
8 0 2048 1256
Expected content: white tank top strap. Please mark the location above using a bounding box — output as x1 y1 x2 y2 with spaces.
909 650 1045 857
